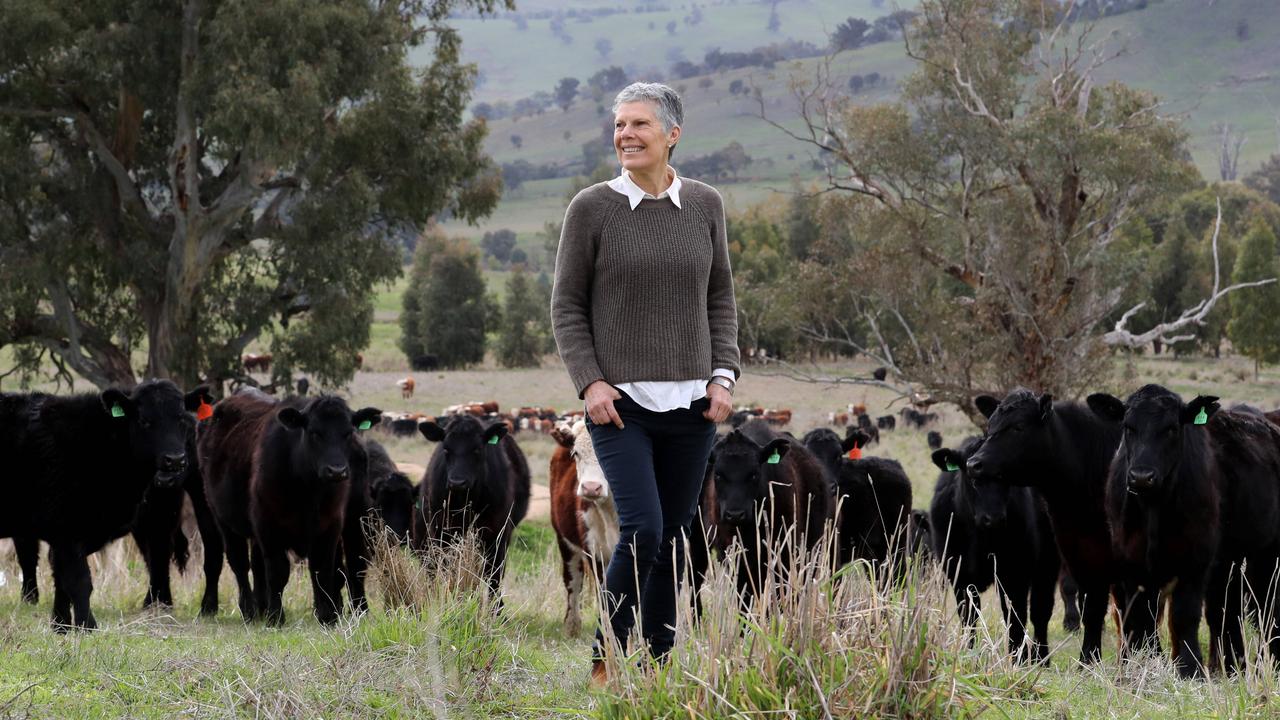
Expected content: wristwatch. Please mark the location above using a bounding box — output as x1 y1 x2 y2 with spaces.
707 376 735 396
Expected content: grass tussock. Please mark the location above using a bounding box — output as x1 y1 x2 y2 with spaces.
595 520 1042 719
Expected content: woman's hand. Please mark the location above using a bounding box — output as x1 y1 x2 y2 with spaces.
704 383 733 423
584 380 625 429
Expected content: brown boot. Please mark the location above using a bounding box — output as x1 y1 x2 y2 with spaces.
589 659 611 690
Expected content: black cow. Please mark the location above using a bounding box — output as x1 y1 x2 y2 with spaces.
0 381 205 631
411 354 440 371
411 415 531 603
202 392 380 625
926 431 943 450
1091 388 1280 676
337 439 416 613
930 437 1058 662
965 389 1123 665
697 421 832 606
800 427 860 487
366 440 415 544
876 415 896 431
834 455 914 571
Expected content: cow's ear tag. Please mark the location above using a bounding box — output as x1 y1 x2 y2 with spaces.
766 450 781 465
946 461 960 472
488 435 500 445
110 403 125 418
197 400 213 422
1194 408 1208 425
414 497 423 510
848 444 862 460
358 420 372 431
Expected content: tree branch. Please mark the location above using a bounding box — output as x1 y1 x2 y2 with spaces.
1104 198 1276 348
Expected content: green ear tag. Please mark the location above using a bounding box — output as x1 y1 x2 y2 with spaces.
1194 408 1208 426
766 451 781 465
357 420 372 431
946 462 960 472
110 404 125 418
488 435 500 445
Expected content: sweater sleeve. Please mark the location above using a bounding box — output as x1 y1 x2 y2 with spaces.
702 185 742 380
552 188 607 398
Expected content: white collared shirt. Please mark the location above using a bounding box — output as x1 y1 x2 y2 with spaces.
606 167 734 412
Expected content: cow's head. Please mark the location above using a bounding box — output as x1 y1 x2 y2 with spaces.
711 428 790 527
801 427 861 480
276 396 381 484
102 381 211 489
419 414 506 492
372 471 415 542
564 420 612 505
932 436 1010 530
1087 385 1218 496
965 389 1053 486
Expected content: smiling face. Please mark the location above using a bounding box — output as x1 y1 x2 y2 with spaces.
614 101 679 176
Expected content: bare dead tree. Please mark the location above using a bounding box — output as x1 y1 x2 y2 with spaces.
1217 122 1249 181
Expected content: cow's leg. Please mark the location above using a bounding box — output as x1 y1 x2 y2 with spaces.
222 532 257 621
1078 584 1110 665
50 543 95 631
1001 580 1031 663
1117 582 1161 659
187 482 224 616
140 524 175 608
251 541 271 620
15 536 40 604
1205 563 1230 674
49 547 72 632
1059 571 1081 633
484 530 511 614
309 535 341 626
1029 558 1058 663
342 517 368 614
1168 580 1206 679
954 583 981 648
557 536 584 636
263 544 290 627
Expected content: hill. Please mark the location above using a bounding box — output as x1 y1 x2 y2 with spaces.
435 0 1280 248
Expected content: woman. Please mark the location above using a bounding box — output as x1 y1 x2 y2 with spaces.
551 82 740 686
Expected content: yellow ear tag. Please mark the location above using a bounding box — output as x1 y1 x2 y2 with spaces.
1193 408 1208 426
766 451 781 465
358 420 372 431
946 462 960 472
488 436 500 445
111 404 125 418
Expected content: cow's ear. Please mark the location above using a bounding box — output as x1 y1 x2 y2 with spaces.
277 407 307 429
184 385 214 412
974 395 1001 418
352 407 381 431
841 430 869 453
1182 396 1221 426
759 438 790 465
419 421 445 442
101 388 134 419
483 422 509 444
1037 394 1054 421
931 448 963 473
1086 393 1125 423
550 425 575 449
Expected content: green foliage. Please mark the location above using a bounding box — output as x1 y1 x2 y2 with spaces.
496 268 544 368
727 207 800 355
553 76 579 112
0 0 506 388
480 228 518 264
1228 217 1280 376
1244 154 1280 206
401 237 490 369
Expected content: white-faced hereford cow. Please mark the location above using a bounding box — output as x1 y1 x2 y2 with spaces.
549 421 619 635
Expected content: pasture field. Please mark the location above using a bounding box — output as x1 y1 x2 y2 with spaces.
4 353 1280 717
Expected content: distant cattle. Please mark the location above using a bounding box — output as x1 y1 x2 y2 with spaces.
397 377 416 400
201 392 381 625
876 415 896 431
411 354 440 371
693 421 832 606
872 367 888 382
1090 387 1280 677
296 377 310 397
930 437 1058 663
899 407 937 429
0 381 206 631
850 422 879 447
412 415 531 604
241 352 273 373
549 421 618 635
354 353 364 370
966 389 1123 665
926 431 943 450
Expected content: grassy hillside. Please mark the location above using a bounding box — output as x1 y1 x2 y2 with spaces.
435 0 1280 250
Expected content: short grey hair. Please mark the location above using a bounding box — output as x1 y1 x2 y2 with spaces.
612 82 684 135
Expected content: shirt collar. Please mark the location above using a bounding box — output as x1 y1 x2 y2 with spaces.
607 167 683 210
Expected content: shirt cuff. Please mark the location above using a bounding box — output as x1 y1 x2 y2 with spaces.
710 368 735 382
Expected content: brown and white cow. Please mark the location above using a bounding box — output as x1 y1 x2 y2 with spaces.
397 376 415 400
549 421 619 635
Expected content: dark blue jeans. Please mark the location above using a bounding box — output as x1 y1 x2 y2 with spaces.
588 391 717 661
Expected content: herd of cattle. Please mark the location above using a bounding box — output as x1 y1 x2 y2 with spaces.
4 380 1280 681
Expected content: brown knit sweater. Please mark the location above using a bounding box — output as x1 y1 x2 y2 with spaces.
551 178 740 398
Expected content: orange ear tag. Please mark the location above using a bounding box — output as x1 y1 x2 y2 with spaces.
848 444 862 460
196 399 213 421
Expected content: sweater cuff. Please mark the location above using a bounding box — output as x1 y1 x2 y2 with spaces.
571 367 606 399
